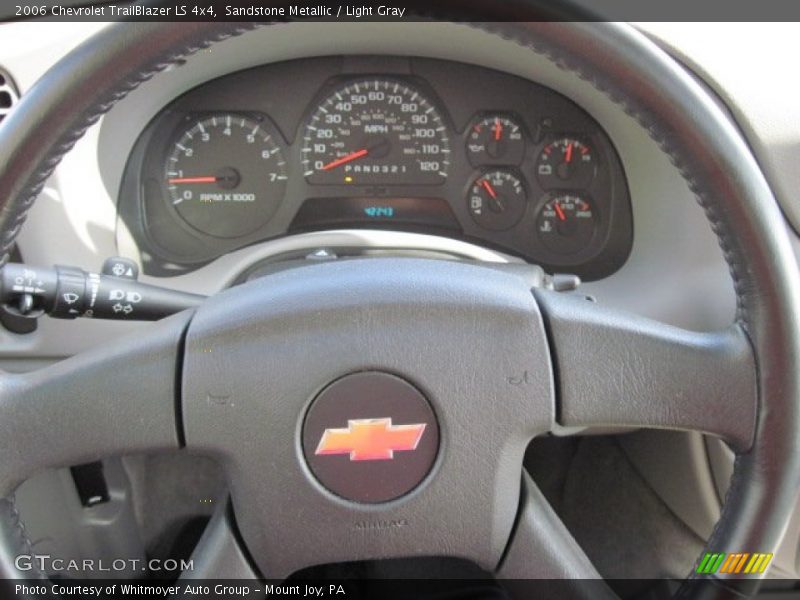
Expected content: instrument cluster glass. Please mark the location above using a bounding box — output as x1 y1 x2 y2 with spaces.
121 57 631 280
165 114 287 238
300 79 450 186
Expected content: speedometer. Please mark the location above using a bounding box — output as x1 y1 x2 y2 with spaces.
301 79 450 185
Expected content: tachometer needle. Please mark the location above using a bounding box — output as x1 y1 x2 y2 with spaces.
494 118 503 141
321 148 369 171
564 142 574 164
168 176 218 184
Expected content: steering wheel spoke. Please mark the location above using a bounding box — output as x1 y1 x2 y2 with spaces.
181 500 260 580
0 312 191 496
497 473 615 599
535 290 757 451
179 258 554 579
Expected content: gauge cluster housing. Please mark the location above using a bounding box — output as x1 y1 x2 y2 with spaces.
118 56 632 280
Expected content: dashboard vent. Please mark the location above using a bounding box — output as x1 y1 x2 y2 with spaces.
0 69 19 126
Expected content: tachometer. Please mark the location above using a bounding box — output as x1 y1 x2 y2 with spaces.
301 79 450 185
165 113 288 238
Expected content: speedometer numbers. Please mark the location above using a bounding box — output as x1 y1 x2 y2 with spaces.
165 114 288 238
301 80 450 185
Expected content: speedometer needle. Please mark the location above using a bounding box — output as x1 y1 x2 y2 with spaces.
321 148 369 171
168 176 218 184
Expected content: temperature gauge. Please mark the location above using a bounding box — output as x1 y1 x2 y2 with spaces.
537 193 596 254
466 115 525 166
536 137 596 188
467 170 527 231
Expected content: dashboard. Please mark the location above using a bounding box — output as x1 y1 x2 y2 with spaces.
119 56 632 280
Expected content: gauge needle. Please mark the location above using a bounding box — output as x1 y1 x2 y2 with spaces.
494 118 503 141
553 201 567 221
480 179 498 199
168 176 218 184
564 142 574 164
480 179 506 211
321 148 369 171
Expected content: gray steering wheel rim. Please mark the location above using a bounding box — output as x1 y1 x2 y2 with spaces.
0 12 798 599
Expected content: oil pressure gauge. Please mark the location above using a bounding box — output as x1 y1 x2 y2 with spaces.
537 193 597 254
466 115 525 166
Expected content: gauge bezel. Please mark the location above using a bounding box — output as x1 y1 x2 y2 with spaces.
465 112 528 168
535 191 599 255
299 77 452 187
117 56 632 280
465 168 529 231
162 112 290 239
535 134 599 190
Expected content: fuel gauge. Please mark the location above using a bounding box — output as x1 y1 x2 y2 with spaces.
468 170 527 231
537 193 597 254
536 137 596 189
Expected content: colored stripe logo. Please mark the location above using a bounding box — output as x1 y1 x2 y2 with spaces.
696 552 773 574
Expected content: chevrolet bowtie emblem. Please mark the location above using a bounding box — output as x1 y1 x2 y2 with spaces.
315 418 426 461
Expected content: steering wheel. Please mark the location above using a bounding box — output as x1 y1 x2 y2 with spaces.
1 12 799 600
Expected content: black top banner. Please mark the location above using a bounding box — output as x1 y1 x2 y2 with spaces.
4 0 800 23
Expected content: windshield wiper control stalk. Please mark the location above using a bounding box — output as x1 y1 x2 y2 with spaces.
0 260 206 321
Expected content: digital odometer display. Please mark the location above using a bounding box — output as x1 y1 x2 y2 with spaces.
301 79 450 185
290 197 459 232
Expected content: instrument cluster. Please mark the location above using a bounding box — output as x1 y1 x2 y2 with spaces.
119 56 632 280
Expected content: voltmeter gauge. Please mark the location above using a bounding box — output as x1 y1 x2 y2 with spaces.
467 170 527 231
537 193 597 254
466 115 525 166
536 137 596 189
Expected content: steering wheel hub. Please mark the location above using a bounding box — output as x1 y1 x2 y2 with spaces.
181 257 553 577
302 371 439 504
